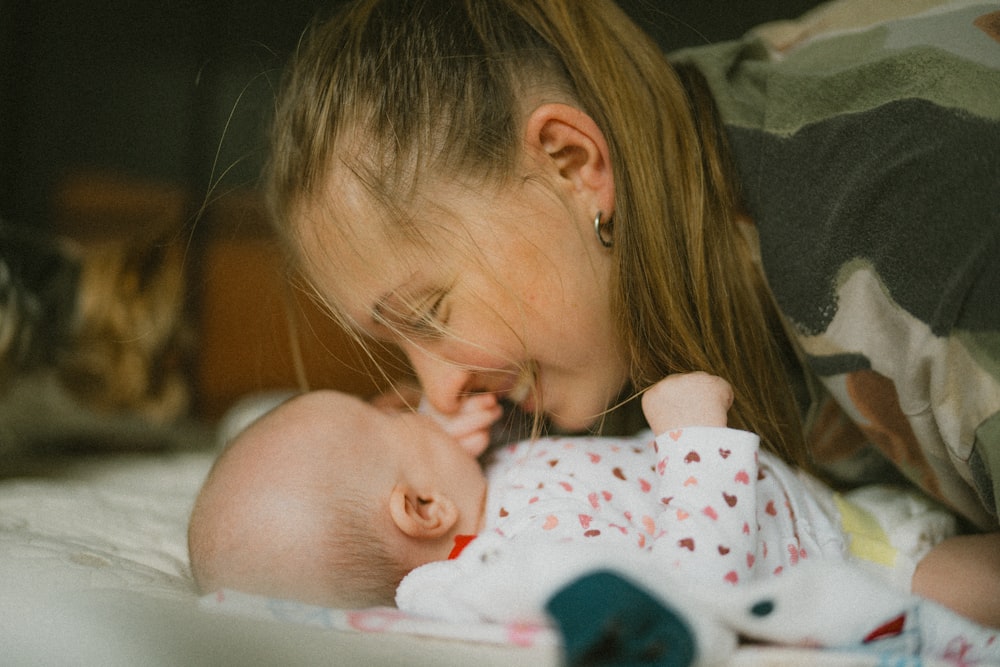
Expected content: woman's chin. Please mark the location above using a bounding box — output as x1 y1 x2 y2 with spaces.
546 408 602 435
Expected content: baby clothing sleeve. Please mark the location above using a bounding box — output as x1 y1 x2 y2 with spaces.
649 426 844 587
649 426 763 586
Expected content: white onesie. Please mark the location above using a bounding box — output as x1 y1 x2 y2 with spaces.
398 426 956 619
479 427 845 585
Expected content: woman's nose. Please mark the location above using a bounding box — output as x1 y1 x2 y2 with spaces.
404 344 474 416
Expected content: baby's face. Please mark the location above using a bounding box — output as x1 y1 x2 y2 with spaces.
286 391 492 583
271 391 491 550
192 390 488 608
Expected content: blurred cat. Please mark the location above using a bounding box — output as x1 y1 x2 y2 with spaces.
0 222 198 453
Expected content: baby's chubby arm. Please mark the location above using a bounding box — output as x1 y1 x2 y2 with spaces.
641 372 733 435
419 393 503 457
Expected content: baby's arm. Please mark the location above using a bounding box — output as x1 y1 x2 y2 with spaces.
641 371 733 434
643 373 768 586
419 393 503 457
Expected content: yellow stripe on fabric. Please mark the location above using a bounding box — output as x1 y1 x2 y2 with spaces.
833 493 898 567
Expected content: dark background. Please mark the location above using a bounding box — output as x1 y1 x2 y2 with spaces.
0 0 824 233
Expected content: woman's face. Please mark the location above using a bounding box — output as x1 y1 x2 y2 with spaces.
298 169 630 432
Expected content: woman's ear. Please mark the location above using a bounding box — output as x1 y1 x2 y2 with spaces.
523 103 615 216
388 483 459 540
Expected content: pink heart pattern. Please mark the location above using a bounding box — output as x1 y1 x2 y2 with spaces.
488 429 809 590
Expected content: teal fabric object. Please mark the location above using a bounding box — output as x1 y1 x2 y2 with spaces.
546 571 696 667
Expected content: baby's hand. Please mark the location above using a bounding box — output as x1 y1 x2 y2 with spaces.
420 393 502 457
641 372 733 435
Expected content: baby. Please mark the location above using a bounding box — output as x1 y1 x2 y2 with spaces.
188 373 960 616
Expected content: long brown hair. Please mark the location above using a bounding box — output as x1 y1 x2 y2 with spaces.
265 0 807 464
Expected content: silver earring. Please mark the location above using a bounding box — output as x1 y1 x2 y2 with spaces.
594 211 613 248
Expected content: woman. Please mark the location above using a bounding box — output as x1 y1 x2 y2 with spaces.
264 0 1000 624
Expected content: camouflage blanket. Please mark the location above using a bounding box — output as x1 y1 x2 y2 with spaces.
673 0 1000 529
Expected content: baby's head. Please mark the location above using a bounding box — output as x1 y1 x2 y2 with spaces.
188 390 487 608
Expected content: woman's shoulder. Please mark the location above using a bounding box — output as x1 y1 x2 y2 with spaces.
738 95 999 339
711 4 1000 339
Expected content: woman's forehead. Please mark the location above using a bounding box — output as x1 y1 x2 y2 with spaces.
293 182 457 329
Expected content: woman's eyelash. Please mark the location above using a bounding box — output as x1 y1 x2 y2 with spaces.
374 291 449 338
412 292 448 333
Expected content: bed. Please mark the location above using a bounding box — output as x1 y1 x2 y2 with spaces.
3 0 996 664
1 404 990 667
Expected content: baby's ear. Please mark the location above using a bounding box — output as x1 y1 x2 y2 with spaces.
389 484 458 540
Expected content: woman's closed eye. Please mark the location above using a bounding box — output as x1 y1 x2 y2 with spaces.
407 291 450 338
375 290 450 340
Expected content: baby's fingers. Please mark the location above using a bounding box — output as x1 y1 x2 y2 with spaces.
447 395 502 457
455 429 492 458
448 394 503 435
